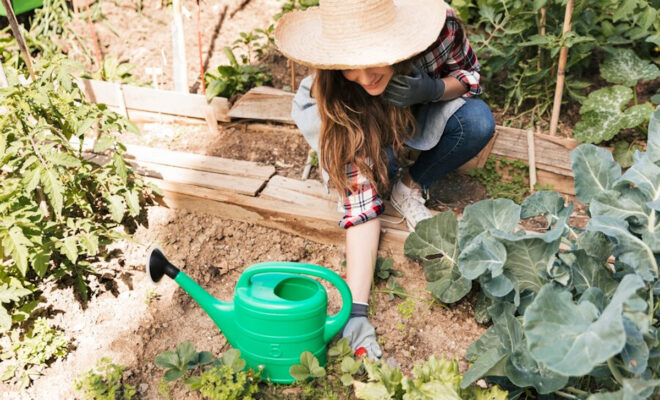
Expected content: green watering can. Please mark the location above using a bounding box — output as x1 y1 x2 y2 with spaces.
147 248 352 384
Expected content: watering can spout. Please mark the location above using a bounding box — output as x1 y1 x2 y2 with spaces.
147 248 238 344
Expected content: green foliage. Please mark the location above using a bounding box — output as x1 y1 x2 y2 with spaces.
205 47 272 101
458 0 659 126
600 48 660 89
1 318 68 388
155 343 259 400
232 25 276 65
289 351 326 381
573 85 654 144
85 56 146 86
73 357 136 400
396 298 416 320
612 140 643 168
154 341 214 382
186 364 258 400
0 58 155 330
354 356 508 399
468 157 531 204
405 106 660 397
275 0 319 20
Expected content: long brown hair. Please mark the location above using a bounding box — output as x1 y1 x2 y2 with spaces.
313 64 415 196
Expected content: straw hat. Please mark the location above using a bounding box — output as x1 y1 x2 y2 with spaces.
275 0 448 70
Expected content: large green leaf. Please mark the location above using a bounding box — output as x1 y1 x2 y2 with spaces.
573 86 654 144
571 144 621 203
563 250 618 297
3 227 32 276
590 189 650 231
496 236 559 294
523 274 645 376
612 141 643 168
423 258 472 303
405 212 459 264
588 216 657 281
40 167 64 217
105 194 125 223
457 233 506 280
614 156 660 226
457 199 520 250
600 49 660 87
648 106 660 164
520 191 568 224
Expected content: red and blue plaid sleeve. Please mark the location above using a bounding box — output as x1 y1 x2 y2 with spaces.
418 8 482 97
339 163 385 229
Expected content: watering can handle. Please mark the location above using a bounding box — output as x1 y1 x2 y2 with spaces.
236 262 353 343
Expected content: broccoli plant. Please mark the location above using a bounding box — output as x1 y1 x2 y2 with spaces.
405 106 660 397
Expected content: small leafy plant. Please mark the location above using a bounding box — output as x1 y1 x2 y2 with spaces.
155 342 259 400
468 157 532 204
289 351 326 381
353 356 508 400
205 47 272 101
154 341 214 381
73 357 136 400
0 318 68 388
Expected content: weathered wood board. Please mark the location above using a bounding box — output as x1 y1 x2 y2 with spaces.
227 86 295 123
78 78 230 122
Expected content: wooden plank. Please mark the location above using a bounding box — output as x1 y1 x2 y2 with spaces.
491 126 575 176
228 86 295 124
150 178 407 253
537 169 575 195
86 154 267 197
122 144 275 180
78 78 230 122
261 175 406 224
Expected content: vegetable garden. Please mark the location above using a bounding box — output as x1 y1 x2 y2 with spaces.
0 0 659 399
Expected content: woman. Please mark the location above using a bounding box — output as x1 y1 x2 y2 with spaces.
275 0 495 359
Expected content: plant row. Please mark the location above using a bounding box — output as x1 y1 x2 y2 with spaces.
404 106 660 398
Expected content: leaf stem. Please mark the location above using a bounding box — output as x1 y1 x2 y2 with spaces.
607 358 624 385
555 390 579 399
565 386 589 396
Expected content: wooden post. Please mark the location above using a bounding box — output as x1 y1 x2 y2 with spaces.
538 7 546 71
196 0 205 94
172 0 188 92
527 130 537 190
85 0 103 69
549 0 574 136
290 61 296 92
0 0 35 80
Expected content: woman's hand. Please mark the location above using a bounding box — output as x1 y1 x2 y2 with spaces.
383 65 446 107
342 316 382 360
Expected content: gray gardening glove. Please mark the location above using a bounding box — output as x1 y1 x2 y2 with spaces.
342 303 382 360
383 65 445 107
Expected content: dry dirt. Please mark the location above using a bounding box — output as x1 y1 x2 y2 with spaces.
2 1 489 399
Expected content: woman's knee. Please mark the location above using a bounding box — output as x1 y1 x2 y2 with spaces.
461 99 495 143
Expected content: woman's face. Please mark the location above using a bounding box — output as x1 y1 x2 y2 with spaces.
342 66 394 96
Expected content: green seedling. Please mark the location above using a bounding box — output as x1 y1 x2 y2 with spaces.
339 356 362 386
154 341 213 382
74 357 136 400
289 351 326 381
396 298 415 320
327 338 352 359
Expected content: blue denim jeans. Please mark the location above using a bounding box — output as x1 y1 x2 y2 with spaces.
387 97 495 189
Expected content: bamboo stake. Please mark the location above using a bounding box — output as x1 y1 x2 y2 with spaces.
290 61 296 92
0 0 35 80
549 0 574 136
85 0 103 69
527 130 537 190
538 7 546 71
172 0 188 92
196 0 205 94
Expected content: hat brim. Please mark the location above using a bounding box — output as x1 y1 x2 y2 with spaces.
275 0 447 70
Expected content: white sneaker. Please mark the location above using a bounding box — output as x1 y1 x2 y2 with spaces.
390 179 433 232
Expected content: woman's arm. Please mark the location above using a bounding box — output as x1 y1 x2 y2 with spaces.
345 217 380 303
440 76 469 101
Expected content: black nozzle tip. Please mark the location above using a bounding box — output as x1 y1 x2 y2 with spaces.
147 247 180 282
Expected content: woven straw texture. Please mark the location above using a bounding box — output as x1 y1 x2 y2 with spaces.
275 0 447 69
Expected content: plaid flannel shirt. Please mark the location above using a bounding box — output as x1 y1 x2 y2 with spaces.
339 7 481 229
